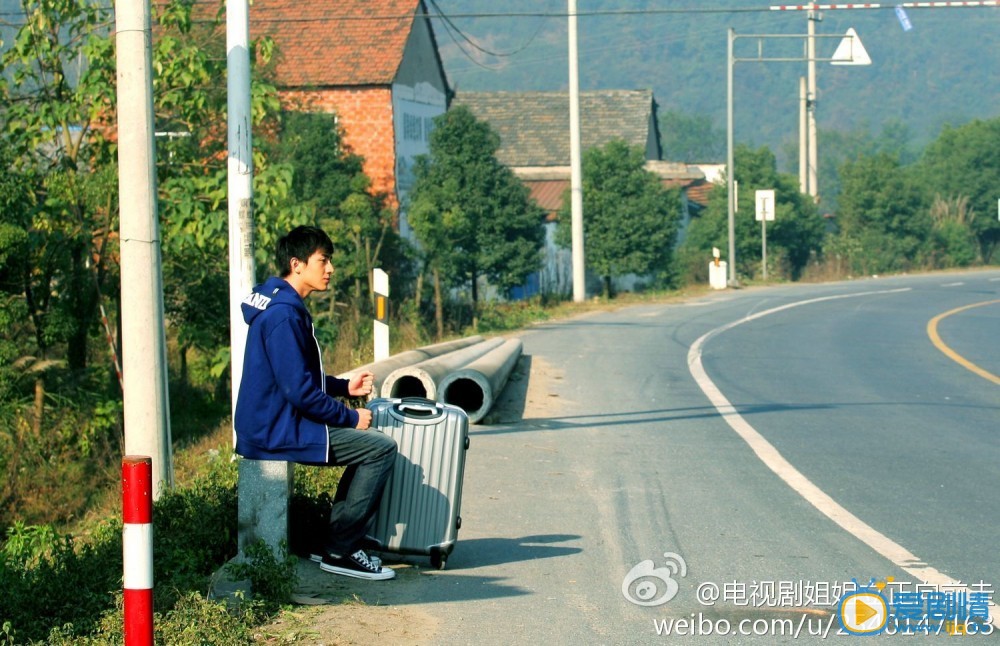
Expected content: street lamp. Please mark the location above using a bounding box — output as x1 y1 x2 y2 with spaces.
725 27 869 287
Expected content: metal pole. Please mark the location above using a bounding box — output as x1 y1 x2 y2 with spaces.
807 6 819 202
115 0 173 498
568 0 586 302
762 218 768 281
799 76 808 194
726 28 737 287
227 0 256 419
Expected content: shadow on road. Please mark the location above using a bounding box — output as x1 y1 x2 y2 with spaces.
472 400 1000 436
444 533 583 569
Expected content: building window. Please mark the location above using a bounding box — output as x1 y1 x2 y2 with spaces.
403 113 422 141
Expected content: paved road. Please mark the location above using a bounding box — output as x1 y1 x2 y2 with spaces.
381 271 1000 644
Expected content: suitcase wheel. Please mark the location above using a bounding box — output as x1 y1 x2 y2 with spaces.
430 548 447 570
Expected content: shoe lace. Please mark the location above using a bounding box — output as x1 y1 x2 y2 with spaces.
353 550 376 570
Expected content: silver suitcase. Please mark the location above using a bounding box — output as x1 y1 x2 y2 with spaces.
367 397 469 569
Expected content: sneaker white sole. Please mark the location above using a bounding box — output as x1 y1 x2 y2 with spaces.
311 553 381 568
319 561 395 580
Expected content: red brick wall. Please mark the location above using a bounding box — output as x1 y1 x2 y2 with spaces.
280 88 398 208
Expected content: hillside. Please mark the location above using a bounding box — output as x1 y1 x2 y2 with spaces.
431 0 1000 164
3 0 997 165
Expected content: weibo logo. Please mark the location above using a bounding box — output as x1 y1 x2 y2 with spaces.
621 552 688 607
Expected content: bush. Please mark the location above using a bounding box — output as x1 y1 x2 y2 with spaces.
474 298 552 333
225 540 298 610
150 455 240 610
0 452 273 644
0 366 123 531
0 521 122 643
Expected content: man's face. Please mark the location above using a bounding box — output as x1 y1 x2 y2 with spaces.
291 249 334 297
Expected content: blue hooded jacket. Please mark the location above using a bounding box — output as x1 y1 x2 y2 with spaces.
233 276 359 462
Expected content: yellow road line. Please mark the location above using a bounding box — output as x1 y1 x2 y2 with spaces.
926 300 1000 385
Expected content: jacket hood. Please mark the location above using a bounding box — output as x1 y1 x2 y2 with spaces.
241 276 305 325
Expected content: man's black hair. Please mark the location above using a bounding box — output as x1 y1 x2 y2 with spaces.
275 226 334 277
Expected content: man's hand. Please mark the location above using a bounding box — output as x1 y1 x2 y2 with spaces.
355 407 373 430
348 370 375 397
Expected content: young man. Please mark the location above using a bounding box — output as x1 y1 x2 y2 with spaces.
234 226 397 581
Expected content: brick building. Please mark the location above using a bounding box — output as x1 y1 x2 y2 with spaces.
250 0 450 235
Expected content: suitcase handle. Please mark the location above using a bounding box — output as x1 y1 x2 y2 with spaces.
396 401 441 418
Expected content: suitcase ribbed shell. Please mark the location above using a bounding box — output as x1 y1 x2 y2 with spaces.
368 398 469 568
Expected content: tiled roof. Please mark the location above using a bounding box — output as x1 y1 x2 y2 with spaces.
525 180 570 217
685 179 715 207
454 90 658 167
519 162 704 218
248 0 423 88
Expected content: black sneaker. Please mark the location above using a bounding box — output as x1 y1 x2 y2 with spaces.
310 551 381 569
320 550 395 580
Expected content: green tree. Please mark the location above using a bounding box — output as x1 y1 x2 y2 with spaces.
0 0 119 374
267 111 409 333
927 195 979 268
680 145 824 282
409 105 544 335
914 118 1000 263
784 119 917 215
557 140 683 296
152 1 306 392
832 152 930 275
0 0 295 525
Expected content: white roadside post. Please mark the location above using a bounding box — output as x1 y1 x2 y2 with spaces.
756 190 775 281
373 269 390 362
709 247 727 290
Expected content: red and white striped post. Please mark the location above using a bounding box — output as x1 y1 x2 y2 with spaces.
122 456 154 646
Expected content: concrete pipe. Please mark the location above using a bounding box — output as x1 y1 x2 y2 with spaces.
438 338 522 424
380 337 505 400
338 335 484 395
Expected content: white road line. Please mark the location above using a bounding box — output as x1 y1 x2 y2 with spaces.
942 282 965 287
687 287 999 629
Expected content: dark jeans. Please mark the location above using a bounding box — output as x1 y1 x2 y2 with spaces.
322 427 397 557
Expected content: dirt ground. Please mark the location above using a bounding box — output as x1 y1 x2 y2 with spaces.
255 351 567 645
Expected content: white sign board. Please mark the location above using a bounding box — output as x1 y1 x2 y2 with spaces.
755 190 775 222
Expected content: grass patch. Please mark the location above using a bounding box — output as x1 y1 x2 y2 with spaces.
0 451 285 644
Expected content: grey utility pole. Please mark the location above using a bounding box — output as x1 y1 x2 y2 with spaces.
568 0 586 302
807 6 819 202
227 0 293 560
115 0 173 497
227 0 256 418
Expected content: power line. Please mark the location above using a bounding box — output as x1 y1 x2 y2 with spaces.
425 0 552 71
429 10 504 71
427 0 547 58
218 6 826 25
